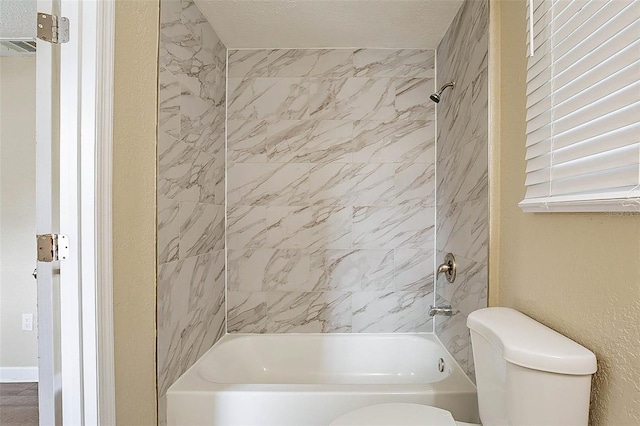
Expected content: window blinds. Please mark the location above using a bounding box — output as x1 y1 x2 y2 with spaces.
520 0 640 212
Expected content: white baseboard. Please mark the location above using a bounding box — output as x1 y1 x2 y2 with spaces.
0 367 39 382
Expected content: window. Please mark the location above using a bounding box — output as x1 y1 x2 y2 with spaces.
521 0 640 212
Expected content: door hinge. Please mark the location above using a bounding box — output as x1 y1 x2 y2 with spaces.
37 234 69 262
37 13 69 44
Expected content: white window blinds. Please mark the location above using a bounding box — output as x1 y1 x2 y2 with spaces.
520 0 640 212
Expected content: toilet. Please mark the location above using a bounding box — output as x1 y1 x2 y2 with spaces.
331 307 597 426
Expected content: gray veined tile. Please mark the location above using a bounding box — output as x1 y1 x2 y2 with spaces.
160 0 181 29
158 197 180 264
212 162 225 206
159 66 181 140
186 250 225 313
352 120 435 164
228 50 269 78
228 249 267 292
179 92 221 152
265 120 314 163
352 291 433 333
436 0 488 111
309 78 339 119
394 249 435 292
353 49 435 78
157 251 223 348
435 254 487 317
159 9 195 74
158 132 218 203
334 78 397 121
267 49 355 78
227 292 267 333
353 205 435 249
227 120 268 163
228 77 309 120
309 249 394 292
466 344 477 384
177 46 217 96
181 0 220 47
178 202 224 259
436 135 488 206
228 248 311 292
437 82 478 160
395 78 436 121
158 259 189 330
309 163 396 207
266 120 353 163
266 206 352 249
266 291 352 333
227 163 309 206
226 205 267 249
262 249 311 292
434 293 470 374
303 120 353 163
436 197 488 264
394 163 436 206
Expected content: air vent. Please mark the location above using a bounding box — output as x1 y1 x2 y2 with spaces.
0 39 37 55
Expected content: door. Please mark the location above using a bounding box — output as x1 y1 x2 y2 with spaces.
35 0 63 423
35 0 84 423
35 0 116 423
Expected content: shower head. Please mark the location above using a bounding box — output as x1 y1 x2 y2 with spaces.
430 81 455 103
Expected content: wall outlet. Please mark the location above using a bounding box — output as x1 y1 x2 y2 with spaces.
21 313 34 331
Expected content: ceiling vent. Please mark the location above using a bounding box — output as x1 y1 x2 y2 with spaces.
1 39 36 55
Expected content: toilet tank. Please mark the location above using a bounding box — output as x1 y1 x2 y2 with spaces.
467 308 597 426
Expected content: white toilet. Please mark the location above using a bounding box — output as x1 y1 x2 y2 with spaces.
331 307 597 426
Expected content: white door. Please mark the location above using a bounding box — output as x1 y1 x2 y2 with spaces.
35 0 116 423
35 0 84 424
35 0 64 423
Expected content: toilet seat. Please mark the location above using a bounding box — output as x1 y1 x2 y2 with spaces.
330 403 480 426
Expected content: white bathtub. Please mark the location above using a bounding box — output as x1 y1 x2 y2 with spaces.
167 333 479 425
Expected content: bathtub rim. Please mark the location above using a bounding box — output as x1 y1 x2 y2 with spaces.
167 332 477 394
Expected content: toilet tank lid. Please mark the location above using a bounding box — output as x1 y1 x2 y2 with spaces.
467 307 597 375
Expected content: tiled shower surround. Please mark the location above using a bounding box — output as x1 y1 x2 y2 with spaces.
435 0 489 380
155 0 488 413
156 0 226 421
226 49 438 333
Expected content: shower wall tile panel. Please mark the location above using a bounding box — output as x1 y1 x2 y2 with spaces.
227 48 437 333
435 0 489 382
157 0 227 423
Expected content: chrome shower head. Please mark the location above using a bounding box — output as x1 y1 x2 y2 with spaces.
430 81 455 103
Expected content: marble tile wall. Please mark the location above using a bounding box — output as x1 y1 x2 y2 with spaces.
156 0 226 422
434 0 489 381
226 49 437 333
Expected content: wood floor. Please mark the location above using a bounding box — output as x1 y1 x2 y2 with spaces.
0 383 39 426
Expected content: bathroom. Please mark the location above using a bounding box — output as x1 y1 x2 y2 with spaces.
115 0 639 424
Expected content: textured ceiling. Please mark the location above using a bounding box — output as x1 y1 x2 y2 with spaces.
0 0 36 39
194 0 464 49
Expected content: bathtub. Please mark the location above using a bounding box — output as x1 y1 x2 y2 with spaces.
167 333 479 425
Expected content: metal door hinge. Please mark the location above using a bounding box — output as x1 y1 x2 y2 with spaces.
37 13 69 44
37 234 69 262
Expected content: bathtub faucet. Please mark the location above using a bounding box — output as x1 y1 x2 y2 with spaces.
429 305 453 317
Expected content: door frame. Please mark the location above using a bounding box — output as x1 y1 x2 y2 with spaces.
70 0 117 423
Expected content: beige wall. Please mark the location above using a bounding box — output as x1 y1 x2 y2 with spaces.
0 56 38 373
113 0 159 424
491 1 640 424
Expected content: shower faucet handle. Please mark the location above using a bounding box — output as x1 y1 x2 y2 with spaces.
436 253 457 283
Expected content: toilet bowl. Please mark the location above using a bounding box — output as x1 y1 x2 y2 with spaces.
330 403 480 426
330 307 597 426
